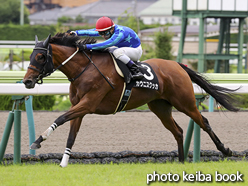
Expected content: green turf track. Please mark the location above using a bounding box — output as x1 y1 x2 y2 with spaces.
0 160 247 186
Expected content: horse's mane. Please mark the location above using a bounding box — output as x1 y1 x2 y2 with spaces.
49 32 97 47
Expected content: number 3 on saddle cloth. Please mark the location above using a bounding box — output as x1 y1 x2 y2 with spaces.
110 54 159 113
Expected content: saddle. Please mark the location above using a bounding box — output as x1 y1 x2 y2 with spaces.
110 54 134 84
110 54 159 113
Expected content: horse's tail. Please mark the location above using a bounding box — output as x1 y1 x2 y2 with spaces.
178 63 239 112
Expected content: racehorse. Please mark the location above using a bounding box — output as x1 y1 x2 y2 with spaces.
23 33 239 167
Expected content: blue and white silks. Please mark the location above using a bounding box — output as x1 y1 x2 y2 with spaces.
76 25 141 50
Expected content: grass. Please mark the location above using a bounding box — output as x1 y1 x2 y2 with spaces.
0 161 247 186
136 104 149 110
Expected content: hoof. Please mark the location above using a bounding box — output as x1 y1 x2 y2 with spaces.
226 148 233 156
223 148 232 157
30 142 41 149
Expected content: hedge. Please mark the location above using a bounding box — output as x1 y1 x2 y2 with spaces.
0 95 55 111
2 150 248 165
0 24 95 41
0 24 57 41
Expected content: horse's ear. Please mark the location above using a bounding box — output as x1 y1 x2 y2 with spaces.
43 34 51 48
35 35 39 45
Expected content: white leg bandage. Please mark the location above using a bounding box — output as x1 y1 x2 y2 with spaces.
60 148 71 168
41 123 57 140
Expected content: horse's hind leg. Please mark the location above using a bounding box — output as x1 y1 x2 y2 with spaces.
60 117 83 167
201 115 232 156
184 108 232 156
148 99 184 162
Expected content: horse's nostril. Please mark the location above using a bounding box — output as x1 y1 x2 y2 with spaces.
23 79 34 88
23 80 31 85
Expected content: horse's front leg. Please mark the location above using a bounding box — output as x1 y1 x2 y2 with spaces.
30 100 91 150
60 117 83 167
30 88 108 150
30 122 58 149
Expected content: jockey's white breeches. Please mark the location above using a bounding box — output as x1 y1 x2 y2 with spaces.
108 45 142 64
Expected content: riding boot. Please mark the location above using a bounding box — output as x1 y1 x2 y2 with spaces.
128 63 144 80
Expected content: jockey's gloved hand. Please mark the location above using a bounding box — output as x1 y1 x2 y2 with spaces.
77 43 87 51
66 30 77 36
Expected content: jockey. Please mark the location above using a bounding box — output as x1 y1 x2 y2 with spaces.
70 16 144 80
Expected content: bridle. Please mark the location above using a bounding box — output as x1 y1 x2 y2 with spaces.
28 34 114 89
28 44 55 84
29 42 82 84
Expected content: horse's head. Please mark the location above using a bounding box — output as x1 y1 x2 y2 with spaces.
23 34 54 88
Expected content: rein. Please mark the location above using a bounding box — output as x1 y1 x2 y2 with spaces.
56 48 115 90
81 50 115 90
67 59 91 82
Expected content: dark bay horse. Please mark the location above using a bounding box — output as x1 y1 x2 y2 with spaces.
23 33 239 167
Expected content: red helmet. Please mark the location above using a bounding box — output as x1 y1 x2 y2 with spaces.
95 16 115 31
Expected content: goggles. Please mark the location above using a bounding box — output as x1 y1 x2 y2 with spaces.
98 29 111 36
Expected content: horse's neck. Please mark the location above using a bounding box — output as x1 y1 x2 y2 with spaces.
52 44 113 82
51 44 86 79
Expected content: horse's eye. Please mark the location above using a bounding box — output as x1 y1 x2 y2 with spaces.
37 54 45 61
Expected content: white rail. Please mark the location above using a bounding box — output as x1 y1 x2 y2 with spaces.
0 83 246 95
193 83 248 94
0 41 35 49
0 83 70 95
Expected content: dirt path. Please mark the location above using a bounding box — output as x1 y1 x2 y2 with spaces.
0 111 247 155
